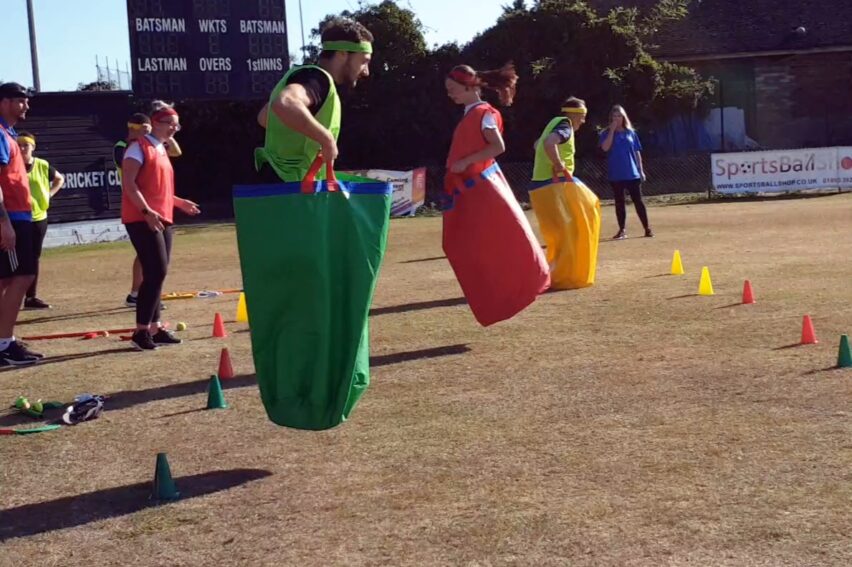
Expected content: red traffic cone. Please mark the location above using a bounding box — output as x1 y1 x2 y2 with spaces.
218 347 234 379
800 315 818 345
213 313 227 338
742 280 756 304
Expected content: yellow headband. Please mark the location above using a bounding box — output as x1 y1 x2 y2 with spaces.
127 122 148 130
562 107 587 115
17 135 36 147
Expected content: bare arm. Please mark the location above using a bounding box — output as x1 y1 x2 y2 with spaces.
270 83 337 161
49 171 65 197
600 127 616 152
636 150 646 180
257 103 269 128
165 137 182 157
452 128 506 173
543 133 566 173
0 179 15 251
121 158 156 217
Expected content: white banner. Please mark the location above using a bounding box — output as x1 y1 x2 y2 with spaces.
838 147 852 189
712 147 852 194
345 168 426 217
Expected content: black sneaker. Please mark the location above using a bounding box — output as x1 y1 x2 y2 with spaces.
130 330 158 351
613 229 627 240
644 227 655 238
24 297 51 309
152 328 181 346
17 341 44 359
0 341 40 366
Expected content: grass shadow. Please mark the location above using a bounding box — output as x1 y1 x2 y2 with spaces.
400 255 447 264
157 407 209 419
664 191 846 207
17 307 130 327
802 365 848 376
773 343 805 351
0 468 272 542
105 375 257 413
599 236 645 243
48 343 471 414
370 297 467 316
0 348 131 376
371 344 470 367
715 303 745 310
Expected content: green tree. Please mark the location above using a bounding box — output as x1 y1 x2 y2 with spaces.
461 0 711 159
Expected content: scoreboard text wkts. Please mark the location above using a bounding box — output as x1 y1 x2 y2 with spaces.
127 0 289 100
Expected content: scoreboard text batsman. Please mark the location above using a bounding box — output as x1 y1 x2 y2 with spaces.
127 0 289 100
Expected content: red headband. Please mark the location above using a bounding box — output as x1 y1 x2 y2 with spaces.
151 107 178 122
448 69 478 87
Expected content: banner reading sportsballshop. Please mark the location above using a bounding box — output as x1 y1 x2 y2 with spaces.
713 147 852 194
345 168 426 216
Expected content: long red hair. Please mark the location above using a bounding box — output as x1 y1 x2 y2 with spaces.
448 62 518 106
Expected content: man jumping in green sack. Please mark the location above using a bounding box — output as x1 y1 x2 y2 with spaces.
235 18 391 431
255 18 373 181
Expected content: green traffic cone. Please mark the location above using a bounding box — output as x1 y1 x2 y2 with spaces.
838 335 852 368
151 452 181 501
206 375 228 410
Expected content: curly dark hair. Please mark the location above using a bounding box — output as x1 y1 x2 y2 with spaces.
128 112 151 125
319 18 374 59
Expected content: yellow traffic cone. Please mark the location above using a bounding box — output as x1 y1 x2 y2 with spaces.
236 292 248 323
698 266 714 296
671 250 684 276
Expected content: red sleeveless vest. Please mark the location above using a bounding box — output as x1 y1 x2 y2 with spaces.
121 136 175 224
0 124 32 220
445 102 503 191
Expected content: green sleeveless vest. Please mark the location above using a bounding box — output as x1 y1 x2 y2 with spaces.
532 117 576 181
254 65 341 182
28 158 52 222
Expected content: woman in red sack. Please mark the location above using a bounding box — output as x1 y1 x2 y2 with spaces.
443 63 550 326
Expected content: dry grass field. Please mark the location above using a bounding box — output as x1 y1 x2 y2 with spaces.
1 193 850 566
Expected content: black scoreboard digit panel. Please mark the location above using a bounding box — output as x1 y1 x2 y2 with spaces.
127 0 288 100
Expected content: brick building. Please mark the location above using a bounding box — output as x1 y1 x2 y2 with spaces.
593 0 852 151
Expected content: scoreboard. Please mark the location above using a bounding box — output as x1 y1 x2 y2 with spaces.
126 0 289 100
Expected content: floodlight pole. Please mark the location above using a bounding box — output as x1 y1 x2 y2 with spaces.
26 0 42 91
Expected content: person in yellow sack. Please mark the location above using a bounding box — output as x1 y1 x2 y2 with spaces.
528 97 601 289
17 131 64 309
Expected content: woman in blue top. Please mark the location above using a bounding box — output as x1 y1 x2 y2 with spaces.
599 105 653 239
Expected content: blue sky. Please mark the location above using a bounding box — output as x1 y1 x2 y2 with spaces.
2 0 505 92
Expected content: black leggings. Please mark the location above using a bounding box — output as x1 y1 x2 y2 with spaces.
125 222 173 326
611 180 649 230
26 219 49 299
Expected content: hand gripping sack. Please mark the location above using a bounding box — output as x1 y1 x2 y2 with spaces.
233 159 392 430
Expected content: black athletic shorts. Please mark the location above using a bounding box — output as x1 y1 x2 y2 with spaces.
0 220 37 279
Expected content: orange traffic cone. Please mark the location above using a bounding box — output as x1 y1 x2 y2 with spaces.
218 347 234 379
213 313 227 338
800 315 818 345
742 280 756 304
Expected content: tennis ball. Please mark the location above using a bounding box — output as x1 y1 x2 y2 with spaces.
176 322 187 331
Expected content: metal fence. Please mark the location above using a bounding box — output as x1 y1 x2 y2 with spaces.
424 153 712 205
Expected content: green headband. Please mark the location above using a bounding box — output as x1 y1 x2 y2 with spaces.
321 40 373 54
